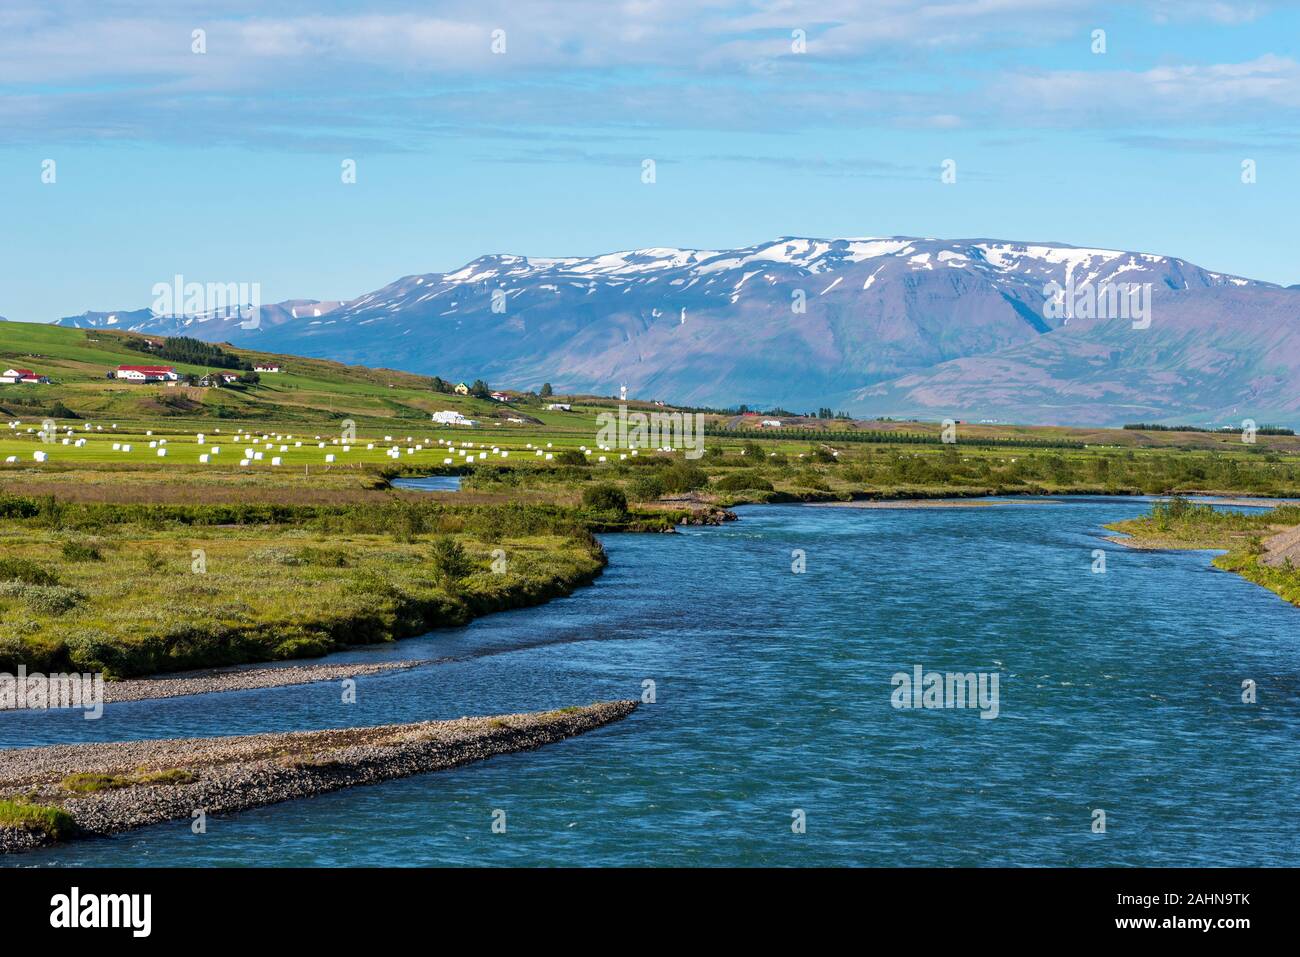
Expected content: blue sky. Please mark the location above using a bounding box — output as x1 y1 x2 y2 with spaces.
2 0 1299 322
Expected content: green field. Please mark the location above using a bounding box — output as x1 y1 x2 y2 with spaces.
3 321 1300 679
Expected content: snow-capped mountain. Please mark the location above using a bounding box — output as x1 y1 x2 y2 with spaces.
47 237 1299 426
54 300 345 336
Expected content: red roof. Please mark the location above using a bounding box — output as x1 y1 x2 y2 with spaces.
117 365 175 373
9 369 36 377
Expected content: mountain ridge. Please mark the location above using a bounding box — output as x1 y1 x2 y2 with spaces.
41 236 1299 427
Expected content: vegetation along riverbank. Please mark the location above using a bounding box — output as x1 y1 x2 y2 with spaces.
1107 497 1300 607
3 324 1299 680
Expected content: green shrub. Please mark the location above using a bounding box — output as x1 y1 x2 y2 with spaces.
0 557 59 586
298 547 349 567
581 483 629 517
660 462 709 494
429 536 475 588
0 582 83 615
628 474 666 501
553 449 587 466
60 540 103 562
713 472 774 492
140 548 167 572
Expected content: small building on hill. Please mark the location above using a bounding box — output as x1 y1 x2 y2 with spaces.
114 365 178 382
197 372 241 387
254 363 282 373
454 382 470 395
0 368 48 384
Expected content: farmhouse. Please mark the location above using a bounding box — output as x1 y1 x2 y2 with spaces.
254 363 282 373
453 382 470 395
197 372 241 387
490 391 510 402
114 365 178 382
0 368 49 384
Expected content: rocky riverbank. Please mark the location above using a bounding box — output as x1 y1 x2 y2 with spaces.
0 699 638 853
100 659 428 705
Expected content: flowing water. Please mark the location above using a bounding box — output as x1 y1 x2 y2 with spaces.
392 475 462 492
4 497 1297 866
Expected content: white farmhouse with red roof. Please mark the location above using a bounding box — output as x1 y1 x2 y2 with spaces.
0 368 49 384
114 364 178 382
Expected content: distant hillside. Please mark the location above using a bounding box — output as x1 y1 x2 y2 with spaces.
0 322 520 429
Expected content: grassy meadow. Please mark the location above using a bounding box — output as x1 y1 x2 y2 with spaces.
2 322 1300 677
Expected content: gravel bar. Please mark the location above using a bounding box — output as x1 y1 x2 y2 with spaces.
0 699 638 853
3 659 431 709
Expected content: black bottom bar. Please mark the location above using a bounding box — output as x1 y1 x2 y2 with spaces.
0 867 1278 940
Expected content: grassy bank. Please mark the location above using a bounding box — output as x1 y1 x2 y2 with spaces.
1106 497 1300 607
0 497 613 678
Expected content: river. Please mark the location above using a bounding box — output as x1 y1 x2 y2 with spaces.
4 497 1297 866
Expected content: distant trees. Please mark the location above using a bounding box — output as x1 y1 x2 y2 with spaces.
469 379 490 398
128 336 249 370
540 382 553 397
430 376 452 394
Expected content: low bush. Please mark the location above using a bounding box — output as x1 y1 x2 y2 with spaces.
581 483 629 517
0 557 59 586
